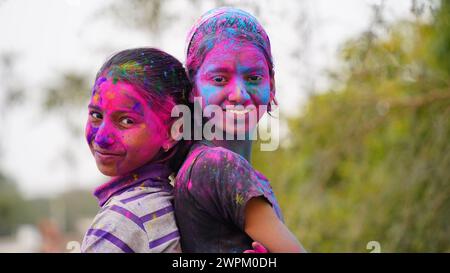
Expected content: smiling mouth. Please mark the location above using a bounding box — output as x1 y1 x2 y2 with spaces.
94 150 125 157
224 108 253 115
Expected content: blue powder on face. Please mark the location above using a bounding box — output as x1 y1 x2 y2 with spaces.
204 39 215 52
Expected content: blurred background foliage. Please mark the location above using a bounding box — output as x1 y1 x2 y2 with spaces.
0 0 448 252
253 0 450 252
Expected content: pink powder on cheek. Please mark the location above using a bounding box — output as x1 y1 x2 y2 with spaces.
115 123 163 172
93 79 174 174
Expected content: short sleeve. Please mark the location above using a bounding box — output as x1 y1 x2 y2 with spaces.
187 147 276 230
81 205 148 253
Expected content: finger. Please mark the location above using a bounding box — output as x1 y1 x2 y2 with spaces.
253 242 268 253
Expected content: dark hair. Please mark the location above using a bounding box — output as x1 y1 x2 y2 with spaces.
93 47 193 173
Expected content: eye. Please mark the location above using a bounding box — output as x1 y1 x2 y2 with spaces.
247 75 262 83
212 76 227 85
120 117 134 126
90 111 102 120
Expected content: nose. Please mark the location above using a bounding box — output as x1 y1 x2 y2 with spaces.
227 80 250 104
94 122 115 148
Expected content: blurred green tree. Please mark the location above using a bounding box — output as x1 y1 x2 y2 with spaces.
0 52 28 236
253 0 449 252
0 173 27 236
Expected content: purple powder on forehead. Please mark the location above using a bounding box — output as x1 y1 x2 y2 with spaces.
185 7 273 81
132 101 144 115
92 77 108 95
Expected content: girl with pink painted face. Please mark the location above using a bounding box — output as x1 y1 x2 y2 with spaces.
174 7 306 253
82 48 192 253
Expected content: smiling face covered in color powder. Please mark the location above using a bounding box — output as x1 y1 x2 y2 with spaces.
186 7 276 138
85 48 192 177
194 39 272 136
86 77 168 177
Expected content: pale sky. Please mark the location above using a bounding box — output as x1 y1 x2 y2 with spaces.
0 0 413 198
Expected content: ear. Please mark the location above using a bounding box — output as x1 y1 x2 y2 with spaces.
269 75 276 104
162 138 178 152
162 124 182 151
270 75 276 98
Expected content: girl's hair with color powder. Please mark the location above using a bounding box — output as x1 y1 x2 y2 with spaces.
185 7 276 111
94 47 192 172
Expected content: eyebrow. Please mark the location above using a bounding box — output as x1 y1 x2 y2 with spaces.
204 65 267 75
88 104 101 111
88 104 144 116
204 67 232 74
240 66 266 74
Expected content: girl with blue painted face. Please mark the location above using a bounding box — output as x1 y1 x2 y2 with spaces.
174 7 306 253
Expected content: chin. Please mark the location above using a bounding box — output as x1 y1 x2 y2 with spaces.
96 164 119 177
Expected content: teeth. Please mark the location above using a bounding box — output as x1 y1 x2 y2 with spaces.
226 109 251 114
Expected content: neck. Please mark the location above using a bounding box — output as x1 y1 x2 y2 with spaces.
211 139 253 162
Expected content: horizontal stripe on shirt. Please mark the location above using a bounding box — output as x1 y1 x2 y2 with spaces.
87 228 135 253
141 205 174 223
149 230 180 249
109 204 145 231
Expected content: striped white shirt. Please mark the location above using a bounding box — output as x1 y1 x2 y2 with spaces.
81 163 181 253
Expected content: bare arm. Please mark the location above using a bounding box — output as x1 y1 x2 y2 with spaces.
244 197 306 253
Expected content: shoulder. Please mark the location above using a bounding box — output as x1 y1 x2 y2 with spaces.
110 186 174 217
81 200 147 253
177 144 250 184
192 146 252 173
109 186 181 252
87 189 158 239
82 186 179 253
187 146 259 195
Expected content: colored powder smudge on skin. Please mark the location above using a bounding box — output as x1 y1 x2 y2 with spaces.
132 101 144 116
245 87 258 95
94 126 114 147
105 91 115 100
92 77 108 95
92 93 100 104
86 127 99 145
96 77 107 87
